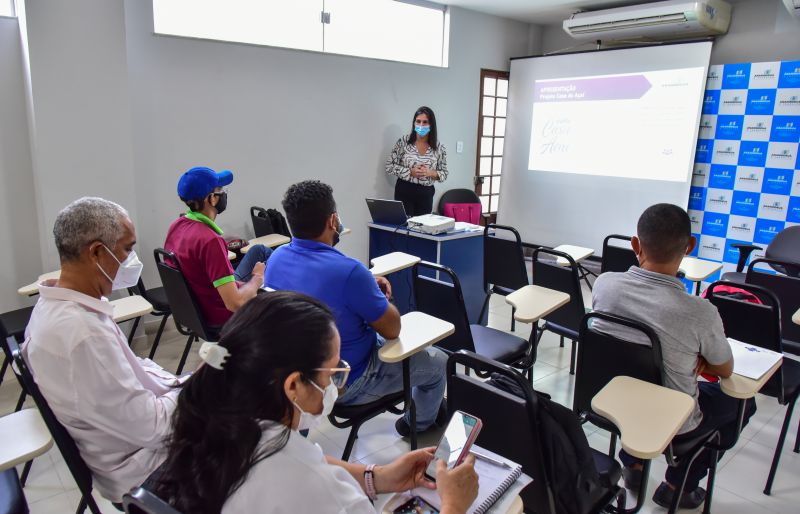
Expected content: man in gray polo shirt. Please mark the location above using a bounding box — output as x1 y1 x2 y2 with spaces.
592 203 755 510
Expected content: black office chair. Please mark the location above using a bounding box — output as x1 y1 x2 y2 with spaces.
8 337 103 514
0 307 33 412
532 247 586 375
412 261 531 376
327 392 406 461
744 258 800 356
154 249 218 374
436 188 480 214
600 235 638 274
478 225 529 331
722 225 800 282
575 312 723 514
250 206 272 238
447 350 625 514
705 281 800 495
0 468 27 514
123 488 181 514
126 279 172 360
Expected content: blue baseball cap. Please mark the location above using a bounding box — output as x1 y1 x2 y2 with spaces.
177 166 234 201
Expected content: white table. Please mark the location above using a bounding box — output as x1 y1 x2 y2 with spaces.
17 270 61 297
505 285 570 324
370 252 421 277
110 295 154 323
553 244 596 290
592 376 694 460
228 250 236 261
379 311 454 449
0 409 53 473
240 233 291 253
679 257 723 295
792 308 800 326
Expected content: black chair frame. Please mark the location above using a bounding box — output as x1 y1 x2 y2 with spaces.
746 257 800 356
250 206 273 238
479 224 529 331
532 247 585 375
327 393 406 461
154 248 218 374
705 280 800 496
575 312 726 514
127 278 172 360
600 235 638 275
123 487 182 514
447 350 626 514
9 337 103 514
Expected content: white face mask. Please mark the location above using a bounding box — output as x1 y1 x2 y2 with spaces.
96 245 144 291
293 379 339 432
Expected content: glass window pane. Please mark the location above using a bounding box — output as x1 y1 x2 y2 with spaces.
480 196 490 213
492 157 503 175
490 195 499 212
324 0 446 67
482 117 494 136
0 0 14 16
479 157 492 176
496 98 507 117
497 79 509 98
495 118 506 137
483 77 496 96
482 97 495 117
153 0 324 52
493 137 504 156
492 176 501 194
480 137 493 156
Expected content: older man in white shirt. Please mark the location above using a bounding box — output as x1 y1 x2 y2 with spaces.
24 197 182 503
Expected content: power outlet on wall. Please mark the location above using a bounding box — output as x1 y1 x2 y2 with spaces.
456 141 464 153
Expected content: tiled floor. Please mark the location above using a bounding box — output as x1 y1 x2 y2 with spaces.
3 288 799 513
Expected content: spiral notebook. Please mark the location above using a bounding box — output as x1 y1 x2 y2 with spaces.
412 448 523 514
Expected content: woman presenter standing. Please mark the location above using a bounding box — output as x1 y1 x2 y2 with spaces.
386 106 448 216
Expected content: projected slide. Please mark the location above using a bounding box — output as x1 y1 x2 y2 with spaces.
528 68 706 181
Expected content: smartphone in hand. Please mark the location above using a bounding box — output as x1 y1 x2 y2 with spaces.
423 410 482 482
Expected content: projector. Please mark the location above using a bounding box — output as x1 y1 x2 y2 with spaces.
407 214 455 235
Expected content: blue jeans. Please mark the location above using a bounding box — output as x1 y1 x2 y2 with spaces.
234 244 272 282
620 382 756 491
338 338 447 430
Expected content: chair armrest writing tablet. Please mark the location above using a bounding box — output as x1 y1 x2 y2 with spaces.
505 285 570 323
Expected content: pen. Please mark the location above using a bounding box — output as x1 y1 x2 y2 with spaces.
471 450 512 469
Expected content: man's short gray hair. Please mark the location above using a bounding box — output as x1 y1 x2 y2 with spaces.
54 197 130 262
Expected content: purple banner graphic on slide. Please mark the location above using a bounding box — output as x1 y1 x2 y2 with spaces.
534 75 652 103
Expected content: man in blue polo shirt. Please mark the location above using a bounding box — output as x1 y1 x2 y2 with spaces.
265 180 447 436
164 167 271 331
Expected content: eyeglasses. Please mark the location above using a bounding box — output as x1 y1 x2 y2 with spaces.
314 359 351 388
211 187 229 197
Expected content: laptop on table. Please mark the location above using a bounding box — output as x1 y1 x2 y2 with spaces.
366 198 409 226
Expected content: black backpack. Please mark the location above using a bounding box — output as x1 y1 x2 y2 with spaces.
487 373 605 514
266 208 291 237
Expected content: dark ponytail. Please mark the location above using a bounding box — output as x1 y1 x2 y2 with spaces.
153 291 336 514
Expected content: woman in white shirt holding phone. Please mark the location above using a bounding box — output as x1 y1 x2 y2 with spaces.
153 291 478 514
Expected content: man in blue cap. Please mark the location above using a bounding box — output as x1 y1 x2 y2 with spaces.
164 167 271 331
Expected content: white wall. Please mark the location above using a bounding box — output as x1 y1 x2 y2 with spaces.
123 1 534 286
0 16 40 312
540 0 800 65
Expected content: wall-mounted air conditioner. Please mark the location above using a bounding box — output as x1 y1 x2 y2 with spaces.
563 0 732 41
782 0 800 18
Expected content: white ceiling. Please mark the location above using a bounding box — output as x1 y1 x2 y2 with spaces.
441 0 668 24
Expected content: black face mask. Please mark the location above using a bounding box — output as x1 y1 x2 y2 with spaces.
332 216 344 247
214 192 228 215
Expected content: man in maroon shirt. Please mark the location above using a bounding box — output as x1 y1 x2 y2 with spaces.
164 167 270 331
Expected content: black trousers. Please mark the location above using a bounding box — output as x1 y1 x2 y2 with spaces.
395 179 434 216
620 381 756 491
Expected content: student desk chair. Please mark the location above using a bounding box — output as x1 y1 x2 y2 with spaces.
369 252 421 277
17 270 61 297
793 308 799 326
240 233 291 253
504 285 570 367
379 311 454 450
678 257 723 295
553 244 596 290
0 408 54 487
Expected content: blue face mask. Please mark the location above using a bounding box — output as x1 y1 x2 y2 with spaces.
414 125 431 136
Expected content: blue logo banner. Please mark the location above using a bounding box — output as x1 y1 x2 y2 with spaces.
730 191 761 217
709 164 736 189
762 169 792 195
722 63 751 89
746 89 777 115
715 115 744 140
778 61 800 88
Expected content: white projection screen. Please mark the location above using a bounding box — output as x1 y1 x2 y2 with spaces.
497 41 712 252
